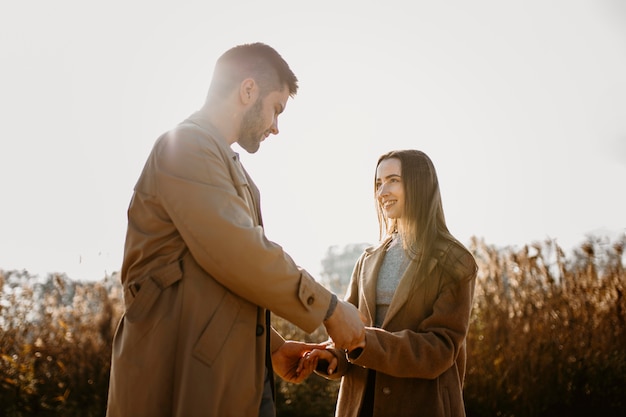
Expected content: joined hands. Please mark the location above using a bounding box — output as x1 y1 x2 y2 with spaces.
272 299 367 383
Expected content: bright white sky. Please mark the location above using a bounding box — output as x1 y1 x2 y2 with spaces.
1 0 625 281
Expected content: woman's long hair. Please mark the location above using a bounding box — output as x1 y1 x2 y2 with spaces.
375 150 460 284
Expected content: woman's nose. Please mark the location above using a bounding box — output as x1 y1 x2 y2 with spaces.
377 183 387 197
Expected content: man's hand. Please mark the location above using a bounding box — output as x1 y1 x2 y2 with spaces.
323 300 365 351
272 341 326 384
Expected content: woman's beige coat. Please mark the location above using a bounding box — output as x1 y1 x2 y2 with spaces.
323 237 477 417
106 113 332 417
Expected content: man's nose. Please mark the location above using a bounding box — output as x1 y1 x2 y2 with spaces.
270 118 279 135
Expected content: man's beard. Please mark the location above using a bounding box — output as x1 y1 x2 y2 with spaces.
238 98 265 153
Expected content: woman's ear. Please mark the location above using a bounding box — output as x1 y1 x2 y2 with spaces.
239 78 257 104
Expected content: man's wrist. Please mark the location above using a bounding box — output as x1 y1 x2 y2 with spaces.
324 293 338 322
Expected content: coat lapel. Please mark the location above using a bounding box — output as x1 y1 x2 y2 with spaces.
239 162 263 226
231 155 262 227
359 242 388 326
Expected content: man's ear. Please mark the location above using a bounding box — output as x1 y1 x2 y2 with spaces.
240 78 258 104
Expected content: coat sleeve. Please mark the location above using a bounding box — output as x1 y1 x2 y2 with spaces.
349 249 477 379
315 253 367 380
152 129 331 333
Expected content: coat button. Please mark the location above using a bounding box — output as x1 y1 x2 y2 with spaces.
382 387 391 395
307 296 315 305
256 325 264 336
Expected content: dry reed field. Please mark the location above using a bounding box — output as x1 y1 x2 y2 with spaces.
0 273 122 416
1 235 625 417
464 236 626 417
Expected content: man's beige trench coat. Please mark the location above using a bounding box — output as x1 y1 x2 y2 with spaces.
106 112 332 417
321 237 477 417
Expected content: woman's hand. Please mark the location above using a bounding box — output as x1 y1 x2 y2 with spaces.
308 347 340 376
272 341 326 384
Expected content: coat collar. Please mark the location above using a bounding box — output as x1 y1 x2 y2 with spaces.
184 112 263 226
359 237 439 327
186 111 237 160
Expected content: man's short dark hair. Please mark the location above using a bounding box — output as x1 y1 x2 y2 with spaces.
208 43 298 99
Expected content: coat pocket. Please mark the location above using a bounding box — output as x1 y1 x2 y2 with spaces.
125 260 183 323
192 291 241 367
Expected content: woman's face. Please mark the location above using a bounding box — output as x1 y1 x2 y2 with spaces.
376 157 405 220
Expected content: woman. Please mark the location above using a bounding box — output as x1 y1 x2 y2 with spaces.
312 149 478 417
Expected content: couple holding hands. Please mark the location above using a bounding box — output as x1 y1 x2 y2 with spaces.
106 43 477 417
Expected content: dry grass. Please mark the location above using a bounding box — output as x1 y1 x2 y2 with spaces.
1 235 624 416
0 271 122 416
465 236 626 417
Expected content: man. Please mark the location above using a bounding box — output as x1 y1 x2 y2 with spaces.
106 43 365 417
